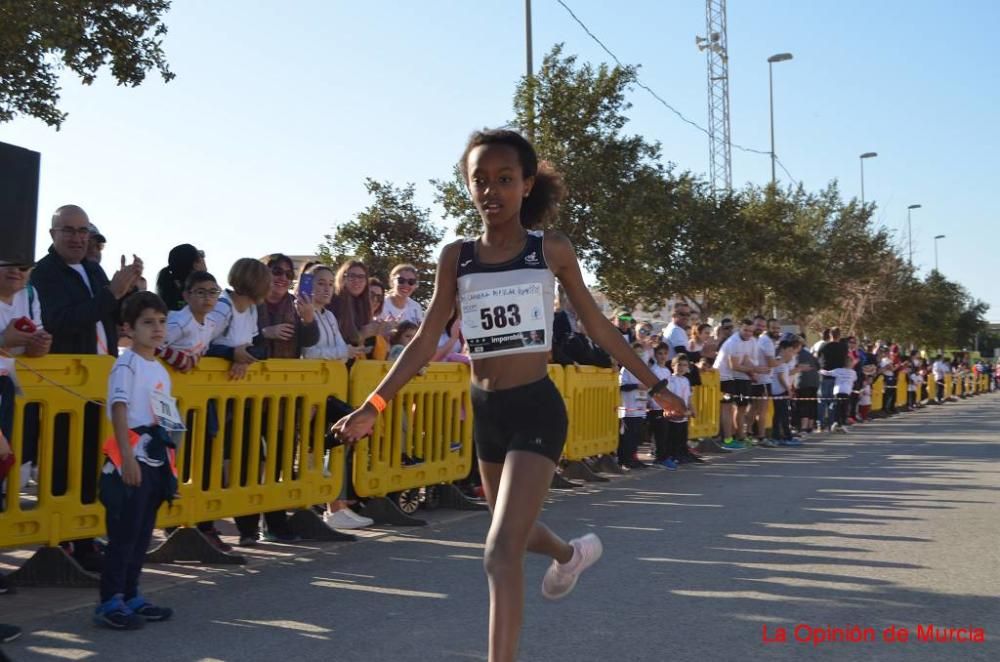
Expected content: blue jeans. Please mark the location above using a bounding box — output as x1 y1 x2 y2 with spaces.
817 378 836 429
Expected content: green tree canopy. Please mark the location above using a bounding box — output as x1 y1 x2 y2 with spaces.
318 178 444 306
0 0 174 129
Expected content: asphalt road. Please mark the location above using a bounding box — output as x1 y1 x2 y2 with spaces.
3 393 998 661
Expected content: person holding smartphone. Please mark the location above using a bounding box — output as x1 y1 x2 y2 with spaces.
330 260 389 361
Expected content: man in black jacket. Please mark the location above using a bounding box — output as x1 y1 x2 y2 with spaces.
31 205 141 355
29 205 142 571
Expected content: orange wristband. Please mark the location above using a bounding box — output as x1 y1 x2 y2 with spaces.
366 393 387 414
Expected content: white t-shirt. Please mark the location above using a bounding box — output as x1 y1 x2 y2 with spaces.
618 368 647 419
859 385 872 406
666 374 691 423
0 287 43 357
107 349 172 466
931 360 948 380
166 307 216 357
715 333 756 381
303 308 350 360
69 263 110 355
647 364 672 411
663 323 689 360
207 291 259 347
379 297 424 325
771 359 794 396
755 334 776 385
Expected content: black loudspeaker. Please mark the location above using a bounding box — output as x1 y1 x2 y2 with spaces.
0 141 41 266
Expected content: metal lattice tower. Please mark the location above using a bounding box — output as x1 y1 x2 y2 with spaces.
697 0 732 195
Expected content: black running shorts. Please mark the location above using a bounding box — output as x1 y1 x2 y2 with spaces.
471 376 568 465
721 379 751 407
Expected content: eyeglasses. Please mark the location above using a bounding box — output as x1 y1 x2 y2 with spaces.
345 273 367 282
369 291 383 298
270 267 294 279
189 287 221 298
53 226 90 238
1 265 31 272
396 277 418 286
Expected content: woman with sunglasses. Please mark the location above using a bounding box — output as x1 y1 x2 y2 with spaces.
258 254 319 358
330 260 390 361
379 264 424 325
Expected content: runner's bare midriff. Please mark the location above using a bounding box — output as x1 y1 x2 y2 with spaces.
471 352 549 391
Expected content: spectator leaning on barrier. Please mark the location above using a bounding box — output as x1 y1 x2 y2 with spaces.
714 318 757 450
259 254 319 359
155 244 207 312
31 204 144 572
793 336 820 434
331 259 389 361
0 262 51 489
750 316 780 444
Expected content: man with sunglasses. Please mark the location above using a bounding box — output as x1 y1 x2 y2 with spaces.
663 303 692 361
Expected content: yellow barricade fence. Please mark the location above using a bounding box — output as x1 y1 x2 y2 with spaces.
347 361 472 498
689 370 721 439
2 355 113 549
926 376 937 402
160 358 348 529
872 377 884 411
944 373 953 399
1 356 349 550
895 372 908 408
561 366 619 461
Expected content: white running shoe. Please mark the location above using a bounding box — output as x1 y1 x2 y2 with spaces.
344 509 374 528
323 509 368 530
541 533 603 601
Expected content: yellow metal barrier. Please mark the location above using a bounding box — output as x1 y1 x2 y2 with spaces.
347 361 472 498
160 358 348 528
872 377 884 411
1 356 349 550
944 373 953 399
895 372 908 408
2 355 113 548
927 376 937 402
561 366 619 461
689 370 721 439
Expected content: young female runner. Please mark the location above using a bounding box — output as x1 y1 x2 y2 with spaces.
333 129 684 662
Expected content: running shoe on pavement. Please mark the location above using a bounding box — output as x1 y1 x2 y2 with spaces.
542 534 603 601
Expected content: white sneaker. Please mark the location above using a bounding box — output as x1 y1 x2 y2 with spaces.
323 510 368 530
343 509 374 528
830 423 840 433
541 533 603 601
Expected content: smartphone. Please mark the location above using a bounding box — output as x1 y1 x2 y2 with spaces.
298 273 314 298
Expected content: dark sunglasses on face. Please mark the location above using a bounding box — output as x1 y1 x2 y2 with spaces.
270 267 294 279
638 329 651 336
396 277 418 286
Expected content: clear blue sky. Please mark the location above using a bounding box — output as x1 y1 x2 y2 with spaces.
3 0 997 316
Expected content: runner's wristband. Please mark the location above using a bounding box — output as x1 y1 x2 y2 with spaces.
649 379 669 396
366 393 387 414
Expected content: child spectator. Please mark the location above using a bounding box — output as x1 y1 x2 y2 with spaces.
0 263 51 489
206 258 271 379
379 263 424 325
617 342 649 469
432 311 470 364
155 244 207 311
388 321 419 361
666 354 700 465
858 377 873 421
768 339 801 446
161 271 228 551
96 292 175 629
647 344 673 468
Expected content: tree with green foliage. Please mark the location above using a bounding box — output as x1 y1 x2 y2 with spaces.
0 0 174 129
318 179 444 305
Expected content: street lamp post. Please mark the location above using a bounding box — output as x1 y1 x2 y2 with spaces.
907 204 922 267
860 152 877 205
768 52 793 186
934 234 946 272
